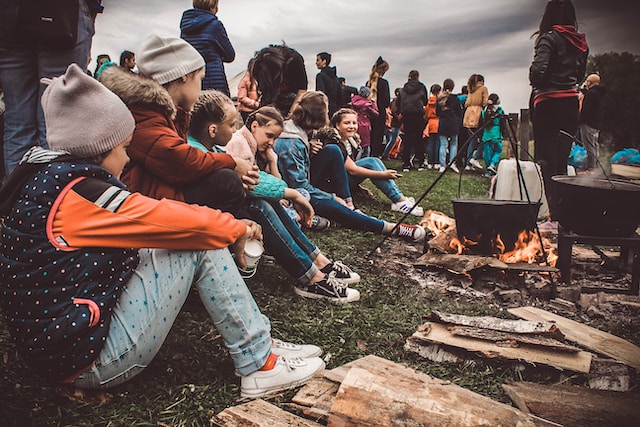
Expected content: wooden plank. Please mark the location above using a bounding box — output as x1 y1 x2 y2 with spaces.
410 322 592 373
291 376 339 423
211 399 323 427
502 381 640 427
509 306 640 370
432 310 563 336
327 356 541 427
322 355 375 384
449 326 579 352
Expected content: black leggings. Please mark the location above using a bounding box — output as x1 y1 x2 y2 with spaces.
183 168 245 217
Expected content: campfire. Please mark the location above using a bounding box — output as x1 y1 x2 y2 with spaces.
420 210 557 267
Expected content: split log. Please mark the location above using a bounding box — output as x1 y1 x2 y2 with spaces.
589 357 630 391
431 310 563 337
409 322 592 373
502 381 640 427
327 356 544 427
415 252 508 275
449 326 579 352
509 306 640 370
211 399 323 427
425 226 459 253
290 377 339 423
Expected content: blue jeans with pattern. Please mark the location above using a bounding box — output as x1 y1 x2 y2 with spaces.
73 248 271 388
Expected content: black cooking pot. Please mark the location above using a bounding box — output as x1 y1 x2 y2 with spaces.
452 199 541 254
552 176 640 237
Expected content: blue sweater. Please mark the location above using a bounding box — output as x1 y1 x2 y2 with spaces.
180 8 235 95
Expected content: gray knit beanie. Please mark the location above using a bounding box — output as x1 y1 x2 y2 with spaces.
358 86 371 98
137 34 205 85
41 63 135 157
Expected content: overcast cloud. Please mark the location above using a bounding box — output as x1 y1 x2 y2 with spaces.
91 0 640 114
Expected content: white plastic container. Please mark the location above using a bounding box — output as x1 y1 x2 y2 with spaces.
493 159 549 220
237 239 264 278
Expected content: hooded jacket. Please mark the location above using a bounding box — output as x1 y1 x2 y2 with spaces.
180 8 235 95
398 79 428 115
350 94 379 148
463 82 489 129
529 25 588 95
99 66 236 202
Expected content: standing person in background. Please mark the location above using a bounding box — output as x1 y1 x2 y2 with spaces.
436 78 463 173
237 58 260 122
578 74 604 172
480 93 505 176
337 77 357 109
349 86 379 159
94 54 111 78
180 0 235 96
315 52 340 117
252 43 308 117
529 0 588 227
381 88 402 160
397 70 428 172
366 57 391 158
423 84 441 170
463 74 489 171
119 50 136 73
0 0 102 175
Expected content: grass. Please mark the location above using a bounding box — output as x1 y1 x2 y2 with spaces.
0 159 576 425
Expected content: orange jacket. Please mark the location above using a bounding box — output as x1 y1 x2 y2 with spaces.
423 95 439 136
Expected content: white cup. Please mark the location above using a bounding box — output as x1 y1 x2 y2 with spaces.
238 239 264 278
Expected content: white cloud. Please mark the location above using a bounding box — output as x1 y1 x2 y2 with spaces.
91 0 639 114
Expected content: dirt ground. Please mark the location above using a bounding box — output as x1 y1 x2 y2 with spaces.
378 234 640 385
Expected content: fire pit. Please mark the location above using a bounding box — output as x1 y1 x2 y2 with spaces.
452 199 540 255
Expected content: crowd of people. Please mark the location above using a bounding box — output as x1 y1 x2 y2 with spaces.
0 0 595 401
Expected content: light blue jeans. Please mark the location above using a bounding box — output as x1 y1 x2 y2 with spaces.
350 157 402 203
73 248 271 389
247 198 321 285
439 134 458 167
0 0 95 174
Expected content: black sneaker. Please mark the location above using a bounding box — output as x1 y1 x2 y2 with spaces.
320 261 360 284
294 275 360 303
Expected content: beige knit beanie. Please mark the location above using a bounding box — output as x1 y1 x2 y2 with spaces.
137 34 205 85
41 64 135 157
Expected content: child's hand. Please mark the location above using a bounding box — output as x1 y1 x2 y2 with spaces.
231 219 263 269
290 191 314 227
233 157 260 190
309 138 323 156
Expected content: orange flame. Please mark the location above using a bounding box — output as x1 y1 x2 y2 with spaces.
420 210 455 236
498 230 557 267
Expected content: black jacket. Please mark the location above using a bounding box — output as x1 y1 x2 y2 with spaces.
398 79 427 115
529 29 588 94
316 66 339 115
579 85 605 129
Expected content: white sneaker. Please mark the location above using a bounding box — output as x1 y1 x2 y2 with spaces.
271 338 322 359
391 197 424 217
470 158 483 170
464 165 472 171
391 223 426 243
240 355 325 399
427 164 434 170
438 166 445 173
450 164 460 173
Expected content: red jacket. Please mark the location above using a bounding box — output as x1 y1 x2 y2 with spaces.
100 66 236 201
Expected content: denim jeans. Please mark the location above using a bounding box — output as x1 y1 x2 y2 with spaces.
439 134 458 167
310 144 351 201
355 145 370 161
311 197 385 232
350 157 402 203
426 133 439 165
247 198 320 285
73 248 271 389
0 0 95 174
382 127 400 159
465 128 483 166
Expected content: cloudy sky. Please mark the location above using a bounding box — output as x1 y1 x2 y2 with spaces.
91 0 639 114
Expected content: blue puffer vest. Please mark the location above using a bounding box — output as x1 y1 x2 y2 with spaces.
0 161 139 382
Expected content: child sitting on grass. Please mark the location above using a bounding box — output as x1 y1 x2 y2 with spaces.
0 64 324 399
188 93 360 302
